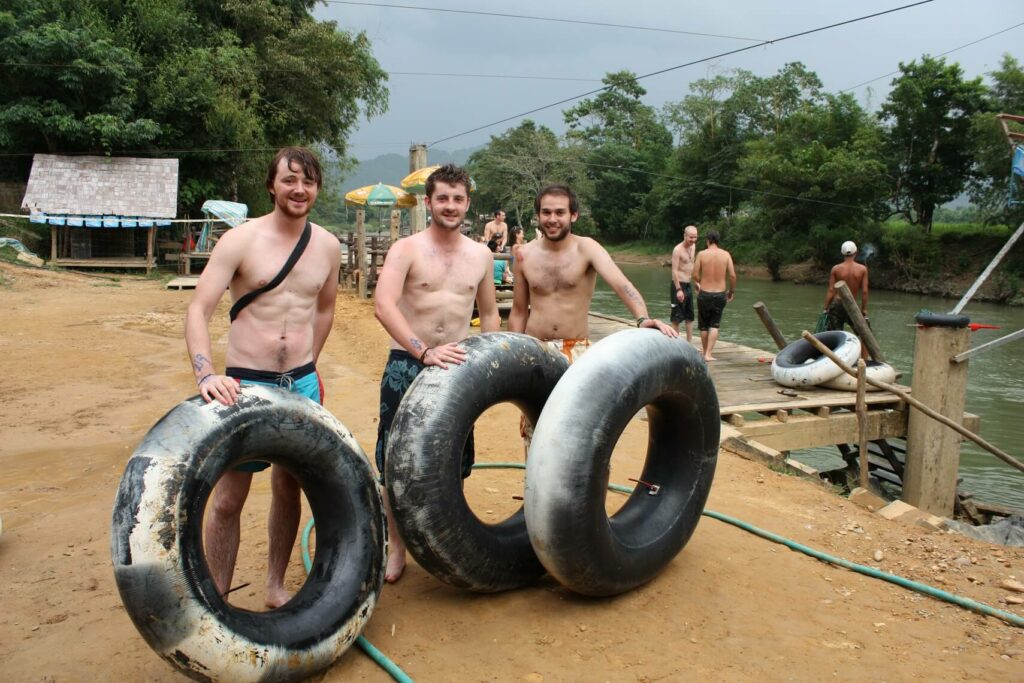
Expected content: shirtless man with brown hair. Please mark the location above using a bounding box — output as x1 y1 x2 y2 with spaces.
823 240 869 331
509 184 676 358
483 209 508 251
670 225 699 341
691 230 736 362
185 146 341 608
374 164 500 583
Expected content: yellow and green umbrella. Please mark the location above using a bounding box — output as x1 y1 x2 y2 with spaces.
400 166 476 195
344 183 417 209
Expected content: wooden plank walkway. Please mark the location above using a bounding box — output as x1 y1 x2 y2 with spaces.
586 311 907 423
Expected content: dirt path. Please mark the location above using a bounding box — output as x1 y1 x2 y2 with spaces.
0 262 1020 681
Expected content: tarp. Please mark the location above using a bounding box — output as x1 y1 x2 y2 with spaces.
200 200 248 227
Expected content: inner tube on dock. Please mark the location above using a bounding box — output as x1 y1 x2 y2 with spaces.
914 311 970 328
524 329 719 597
111 386 385 683
819 360 897 391
386 332 569 592
771 331 862 388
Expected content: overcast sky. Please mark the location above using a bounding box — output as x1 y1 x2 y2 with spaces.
312 0 1023 161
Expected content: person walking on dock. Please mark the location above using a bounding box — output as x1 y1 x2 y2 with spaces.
184 146 341 608
823 240 869 332
692 230 736 362
373 164 500 583
670 225 699 342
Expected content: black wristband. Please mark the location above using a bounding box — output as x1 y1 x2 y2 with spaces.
636 317 648 328
197 373 214 386
419 347 430 362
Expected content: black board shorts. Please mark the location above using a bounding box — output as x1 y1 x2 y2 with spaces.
697 291 728 331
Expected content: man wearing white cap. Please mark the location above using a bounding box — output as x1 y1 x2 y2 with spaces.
822 240 869 331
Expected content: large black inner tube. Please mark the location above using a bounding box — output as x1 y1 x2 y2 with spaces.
385 332 569 592
111 387 385 682
525 329 719 597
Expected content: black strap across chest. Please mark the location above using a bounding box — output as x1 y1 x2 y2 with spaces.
229 220 312 323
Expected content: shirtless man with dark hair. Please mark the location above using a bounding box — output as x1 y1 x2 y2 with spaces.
185 146 341 608
823 240 869 331
510 184 676 357
483 209 508 251
374 163 500 583
692 230 736 362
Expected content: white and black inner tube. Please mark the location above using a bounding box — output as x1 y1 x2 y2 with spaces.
771 330 862 388
385 332 569 592
820 359 897 391
524 329 720 597
111 386 386 683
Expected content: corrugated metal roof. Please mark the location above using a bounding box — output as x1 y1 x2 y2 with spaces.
201 200 248 227
21 154 179 218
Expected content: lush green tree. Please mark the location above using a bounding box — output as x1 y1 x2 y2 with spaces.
879 55 987 233
561 71 672 241
467 120 591 233
0 0 388 214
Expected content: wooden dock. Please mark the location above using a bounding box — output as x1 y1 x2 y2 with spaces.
585 311 980 477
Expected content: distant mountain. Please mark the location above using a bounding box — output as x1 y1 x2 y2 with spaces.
335 147 480 190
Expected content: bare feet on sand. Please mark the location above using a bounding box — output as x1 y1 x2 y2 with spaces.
265 584 293 609
385 548 406 583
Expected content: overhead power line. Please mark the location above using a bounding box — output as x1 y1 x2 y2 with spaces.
323 1 766 42
840 20 1024 93
428 0 936 146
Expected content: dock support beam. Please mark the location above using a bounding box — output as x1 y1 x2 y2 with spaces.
356 208 367 299
902 325 971 516
409 144 428 234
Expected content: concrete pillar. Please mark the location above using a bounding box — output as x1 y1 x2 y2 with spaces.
902 325 971 516
409 144 428 234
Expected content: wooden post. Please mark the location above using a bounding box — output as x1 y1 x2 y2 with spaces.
50 226 57 263
146 226 155 274
834 281 886 362
902 325 971 516
390 209 400 242
409 144 428 234
356 208 367 299
856 358 868 489
752 301 788 350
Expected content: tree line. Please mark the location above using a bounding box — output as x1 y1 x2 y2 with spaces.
467 56 1024 272
0 0 388 215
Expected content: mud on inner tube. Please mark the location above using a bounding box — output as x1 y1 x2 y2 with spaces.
111 386 386 683
524 329 720 597
771 330 862 388
385 332 569 592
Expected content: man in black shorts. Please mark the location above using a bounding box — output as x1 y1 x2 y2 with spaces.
670 225 698 341
692 230 736 361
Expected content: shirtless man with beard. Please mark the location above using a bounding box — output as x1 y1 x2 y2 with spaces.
373 164 500 583
185 146 341 607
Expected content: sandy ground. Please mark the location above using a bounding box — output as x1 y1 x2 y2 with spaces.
0 261 1022 682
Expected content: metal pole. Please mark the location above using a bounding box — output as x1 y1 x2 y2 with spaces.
952 328 1024 364
951 219 1024 314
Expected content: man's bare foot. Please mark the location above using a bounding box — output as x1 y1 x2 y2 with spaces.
385 549 406 584
704 355 716 362
265 585 292 609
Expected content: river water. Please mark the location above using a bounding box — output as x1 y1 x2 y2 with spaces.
593 262 1024 510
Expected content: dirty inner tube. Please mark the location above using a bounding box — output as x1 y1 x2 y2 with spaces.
819 360 898 391
111 386 386 683
771 330 862 388
524 329 720 597
386 332 569 592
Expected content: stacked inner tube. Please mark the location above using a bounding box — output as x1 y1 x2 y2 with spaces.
111 386 386 682
771 330 863 388
387 330 719 596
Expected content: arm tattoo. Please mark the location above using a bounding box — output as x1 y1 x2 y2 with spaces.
192 354 211 373
410 338 424 352
623 286 642 303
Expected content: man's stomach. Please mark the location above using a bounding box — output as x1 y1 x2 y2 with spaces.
225 322 315 372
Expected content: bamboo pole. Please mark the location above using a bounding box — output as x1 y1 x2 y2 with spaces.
752 301 788 350
799 330 1024 475
856 358 868 489
834 281 885 362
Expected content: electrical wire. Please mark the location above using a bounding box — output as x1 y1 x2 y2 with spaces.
322 1 766 42
428 1 935 146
